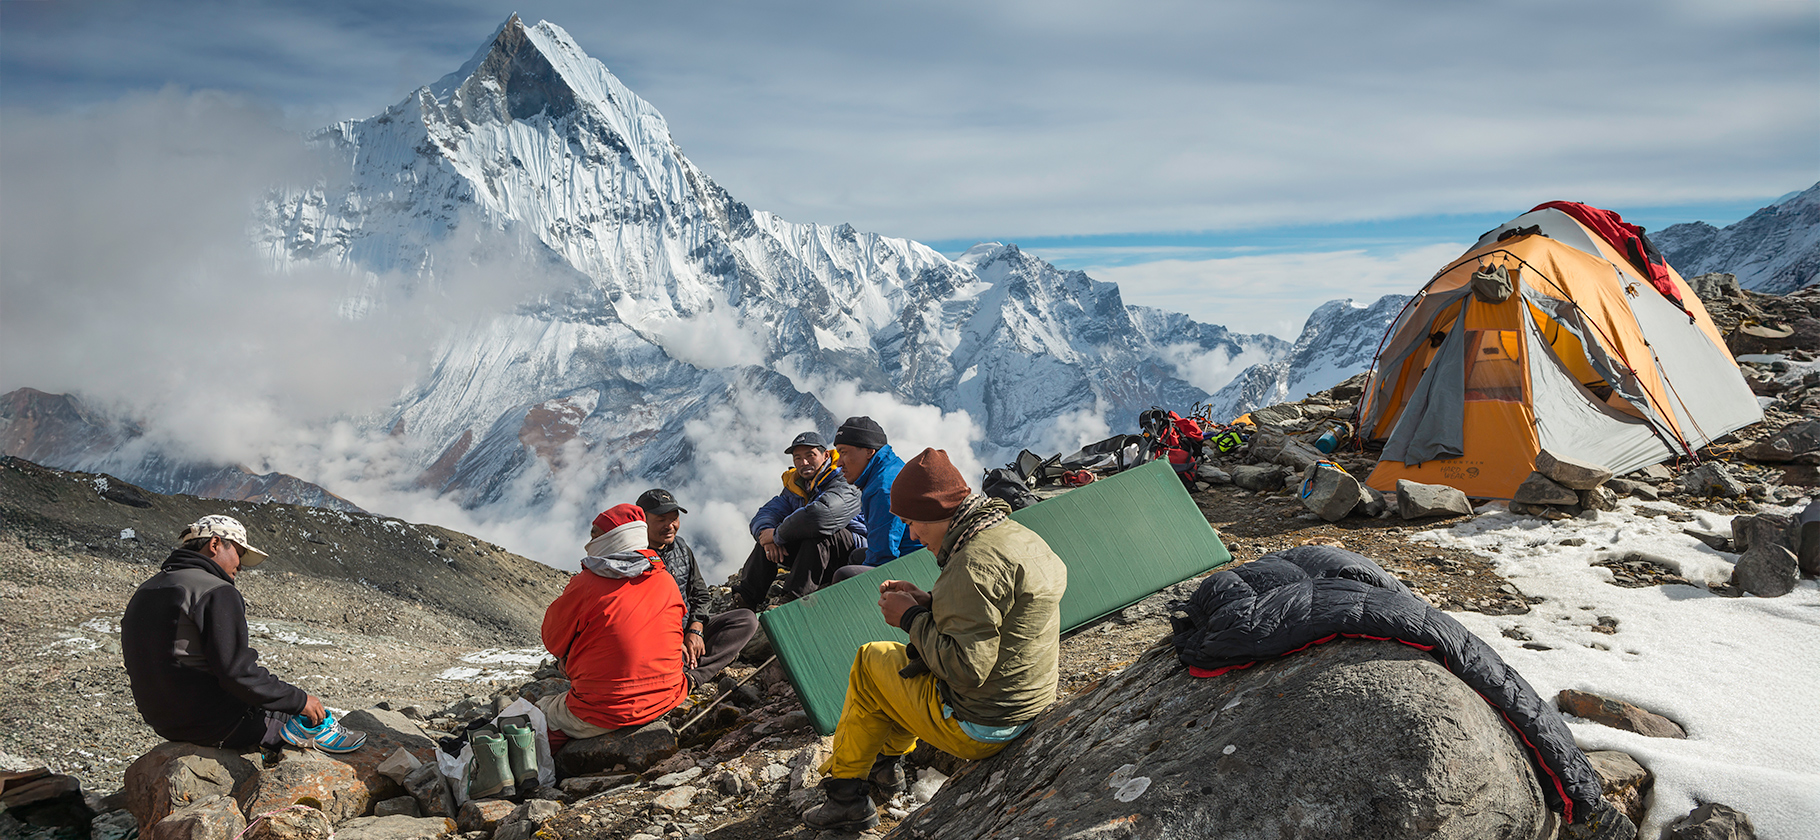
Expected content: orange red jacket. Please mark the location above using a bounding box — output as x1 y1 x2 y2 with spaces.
541 549 688 729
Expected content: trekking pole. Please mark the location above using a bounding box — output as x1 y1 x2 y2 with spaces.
677 654 776 734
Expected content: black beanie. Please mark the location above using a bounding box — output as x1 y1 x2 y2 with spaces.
834 416 887 450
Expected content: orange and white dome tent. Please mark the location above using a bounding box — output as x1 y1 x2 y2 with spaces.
1359 203 1762 500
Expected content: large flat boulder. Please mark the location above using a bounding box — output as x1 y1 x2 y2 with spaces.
556 720 678 776
1535 450 1613 490
123 743 259 836
1397 479 1474 519
893 641 1551 840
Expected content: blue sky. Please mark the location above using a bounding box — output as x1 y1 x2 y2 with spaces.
2 0 1815 336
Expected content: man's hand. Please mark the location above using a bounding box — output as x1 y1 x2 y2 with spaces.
878 579 931 627
759 528 783 565
301 694 326 726
683 624 705 668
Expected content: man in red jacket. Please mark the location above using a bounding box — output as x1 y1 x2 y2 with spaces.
538 504 688 744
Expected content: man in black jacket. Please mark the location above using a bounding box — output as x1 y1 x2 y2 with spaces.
122 515 341 749
637 489 758 689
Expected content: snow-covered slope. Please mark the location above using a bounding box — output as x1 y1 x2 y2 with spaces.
1655 182 1820 294
247 16 1283 508
1204 295 1411 420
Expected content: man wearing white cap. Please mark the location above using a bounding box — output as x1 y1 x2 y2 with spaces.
122 515 363 752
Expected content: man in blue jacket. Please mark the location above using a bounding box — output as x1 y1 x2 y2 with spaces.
830 416 922 583
733 431 867 609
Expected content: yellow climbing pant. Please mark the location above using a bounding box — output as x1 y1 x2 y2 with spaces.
822 641 1011 779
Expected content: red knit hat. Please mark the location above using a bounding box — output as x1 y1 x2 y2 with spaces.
590 504 648 555
890 448 971 522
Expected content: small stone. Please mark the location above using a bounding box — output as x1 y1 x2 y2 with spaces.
456 798 516 833
373 796 421 818
1667 802 1757 839
759 764 789 783
1557 689 1687 738
560 773 637 797
652 785 699 812
1559 537 1587 547
1635 464 1673 481
653 766 704 788
376 748 422 785
1578 486 1618 512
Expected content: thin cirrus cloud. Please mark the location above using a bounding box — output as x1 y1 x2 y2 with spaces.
1 0 1811 239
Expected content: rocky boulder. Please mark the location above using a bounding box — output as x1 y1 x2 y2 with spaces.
1535 450 1614 489
123 743 259 836
895 641 1554 840
1299 463 1364 522
1731 543 1799 597
1743 419 1820 463
1229 464 1287 493
1514 472 1580 506
149 794 245 840
1668 802 1757 839
334 815 458 840
1397 479 1474 519
1557 690 1686 738
1585 751 1652 828
1680 463 1747 498
557 720 679 776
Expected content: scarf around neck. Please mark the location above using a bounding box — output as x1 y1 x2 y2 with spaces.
936 493 1010 564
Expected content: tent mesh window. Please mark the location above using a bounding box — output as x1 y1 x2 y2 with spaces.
1464 330 1524 402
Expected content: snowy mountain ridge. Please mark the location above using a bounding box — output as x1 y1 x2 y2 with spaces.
1654 181 1820 294
250 16 1286 518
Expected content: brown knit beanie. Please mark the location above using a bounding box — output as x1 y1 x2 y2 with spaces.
890 448 971 522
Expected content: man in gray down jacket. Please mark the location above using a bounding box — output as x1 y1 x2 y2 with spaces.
733 431 867 609
637 488 758 689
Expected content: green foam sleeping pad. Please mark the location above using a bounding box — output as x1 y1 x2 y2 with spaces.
758 459 1234 735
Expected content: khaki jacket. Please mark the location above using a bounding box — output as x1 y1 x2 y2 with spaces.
907 517 1067 726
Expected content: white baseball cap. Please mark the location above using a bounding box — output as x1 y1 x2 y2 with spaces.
178 514 270 568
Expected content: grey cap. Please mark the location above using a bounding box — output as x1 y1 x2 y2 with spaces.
785 431 828 453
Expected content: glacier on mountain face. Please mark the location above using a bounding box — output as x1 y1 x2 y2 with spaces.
1203 295 1412 422
1654 181 1820 295
241 15 1291 573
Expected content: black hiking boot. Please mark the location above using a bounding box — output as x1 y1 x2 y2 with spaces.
802 777 878 832
868 753 907 799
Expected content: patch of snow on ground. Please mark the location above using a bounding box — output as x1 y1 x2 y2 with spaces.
436 647 547 682
247 622 335 646
1412 498 1820 838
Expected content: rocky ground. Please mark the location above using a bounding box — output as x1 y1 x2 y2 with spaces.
3 276 1813 839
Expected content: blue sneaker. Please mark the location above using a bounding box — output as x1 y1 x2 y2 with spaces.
281 710 368 754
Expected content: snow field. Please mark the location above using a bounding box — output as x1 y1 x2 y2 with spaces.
1414 499 1820 838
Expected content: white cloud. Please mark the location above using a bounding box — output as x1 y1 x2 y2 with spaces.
1085 244 1467 339
1158 343 1278 395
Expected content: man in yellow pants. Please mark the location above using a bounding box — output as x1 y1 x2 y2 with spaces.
803 448 1068 832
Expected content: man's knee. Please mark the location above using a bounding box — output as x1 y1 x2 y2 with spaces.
852 641 909 679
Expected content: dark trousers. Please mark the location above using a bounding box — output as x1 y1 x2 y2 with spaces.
685 608 760 688
734 529 863 607
218 708 287 749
